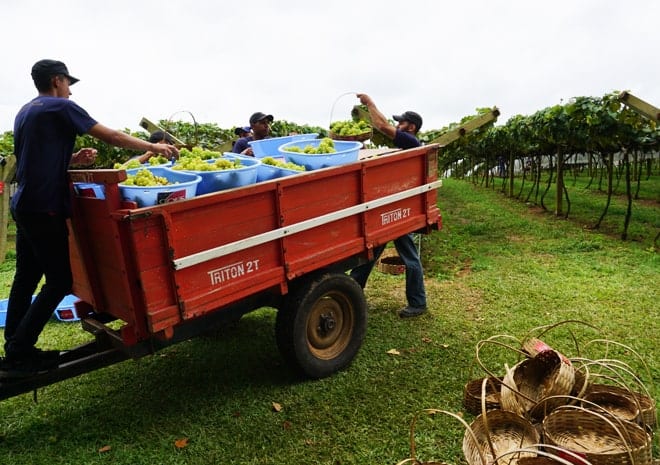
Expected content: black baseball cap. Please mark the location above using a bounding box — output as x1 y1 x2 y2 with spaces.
393 111 423 131
234 126 251 136
31 59 80 85
249 112 274 125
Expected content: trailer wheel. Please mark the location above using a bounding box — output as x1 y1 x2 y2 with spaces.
275 273 367 379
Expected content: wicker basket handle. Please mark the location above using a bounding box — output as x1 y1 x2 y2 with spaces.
403 408 486 465
533 393 635 432
567 358 591 399
573 358 652 426
578 357 653 400
521 319 599 358
474 335 527 380
479 378 499 465
583 339 653 386
165 110 199 149
329 92 358 129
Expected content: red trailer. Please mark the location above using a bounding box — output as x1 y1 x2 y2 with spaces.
0 144 441 400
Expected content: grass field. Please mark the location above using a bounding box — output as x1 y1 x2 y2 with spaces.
0 178 657 465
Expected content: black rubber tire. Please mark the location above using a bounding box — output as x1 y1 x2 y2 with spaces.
275 273 367 379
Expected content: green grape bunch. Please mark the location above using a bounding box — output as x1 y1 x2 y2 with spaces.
171 155 242 172
148 154 169 165
179 146 223 160
283 137 337 155
121 168 173 187
113 158 142 170
329 120 371 136
113 154 169 170
262 157 306 171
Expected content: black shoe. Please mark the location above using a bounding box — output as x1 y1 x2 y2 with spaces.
0 356 59 380
29 348 62 363
398 306 427 318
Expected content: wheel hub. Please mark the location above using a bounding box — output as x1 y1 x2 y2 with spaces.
317 312 337 335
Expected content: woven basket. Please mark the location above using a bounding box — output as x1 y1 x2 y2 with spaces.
582 389 640 423
463 409 539 465
542 406 652 465
522 337 556 358
573 357 656 429
498 445 594 465
521 338 573 366
585 384 654 427
463 376 503 416
501 350 575 418
518 458 563 465
377 249 406 275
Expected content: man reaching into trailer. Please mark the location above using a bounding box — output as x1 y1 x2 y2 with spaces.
0 59 178 379
349 93 428 318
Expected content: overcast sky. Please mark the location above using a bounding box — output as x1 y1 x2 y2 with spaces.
2 0 659 136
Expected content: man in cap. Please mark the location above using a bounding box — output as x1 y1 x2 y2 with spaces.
0 59 178 378
232 126 251 151
234 126 251 138
232 112 274 155
349 93 428 318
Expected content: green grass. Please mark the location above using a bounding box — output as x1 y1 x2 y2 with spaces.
0 179 657 464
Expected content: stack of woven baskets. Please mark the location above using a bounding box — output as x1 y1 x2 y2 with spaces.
461 330 655 465
397 323 657 465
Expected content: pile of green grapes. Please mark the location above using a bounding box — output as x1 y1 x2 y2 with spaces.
121 168 172 187
261 157 306 171
113 155 169 170
329 120 371 136
179 146 222 160
147 154 169 165
114 158 142 169
283 137 337 154
171 156 242 172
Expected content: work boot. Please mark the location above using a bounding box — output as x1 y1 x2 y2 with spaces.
28 347 62 363
0 357 59 379
398 306 427 318
0 350 60 379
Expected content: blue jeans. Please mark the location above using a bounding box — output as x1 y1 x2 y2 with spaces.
4 210 72 359
350 233 426 309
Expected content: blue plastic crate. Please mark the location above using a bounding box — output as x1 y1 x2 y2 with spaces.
248 134 318 158
255 157 306 182
278 139 362 170
172 156 260 195
53 294 81 322
0 299 6 328
120 167 201 207
73 183 106 199
0 294 80 327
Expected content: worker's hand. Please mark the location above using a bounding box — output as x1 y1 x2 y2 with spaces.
152 143 179 160
357 93 373 106
241 147 254 156
72 147 97 166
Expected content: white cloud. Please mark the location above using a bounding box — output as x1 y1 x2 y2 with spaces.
1 0 658 137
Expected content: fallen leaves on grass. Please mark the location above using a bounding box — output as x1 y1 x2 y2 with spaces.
174 438 189 449
272 402 283 412
98 445 112 453
386 348 401 355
